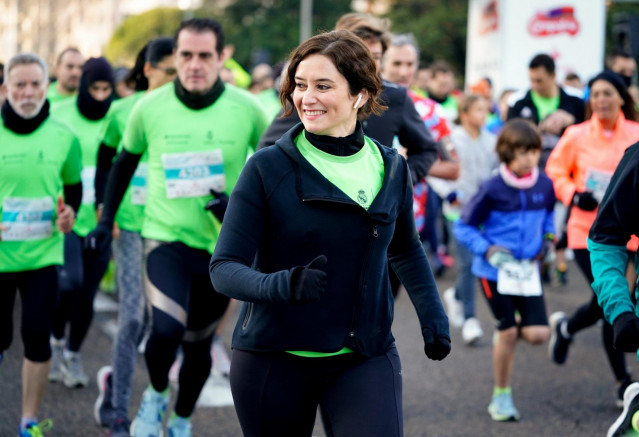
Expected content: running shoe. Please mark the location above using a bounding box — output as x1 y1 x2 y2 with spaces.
555 263 568 285
443 287 464 329
548 311 571 365
618 377 635 409
461 317 483 345
94 365 115 427
19 419 52 437
488 393 520 422
608 382 639 437
61 351 89 388
130 386 169 437
211 336 231 377
48 338 64 383
167 414 192 437
109 416 132 437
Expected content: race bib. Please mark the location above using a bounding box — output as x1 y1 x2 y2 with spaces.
2 196 54 241
585 168 613 203
131 163 148 205
497 260 542 297
161 151 225 199
81 166 96 204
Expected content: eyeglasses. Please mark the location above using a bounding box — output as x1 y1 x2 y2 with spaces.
151 63 177 76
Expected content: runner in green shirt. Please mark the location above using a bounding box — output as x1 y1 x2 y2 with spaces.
0 53 82 437
91 37 177 436
47 48 84 108
85 19 268 437
48 57 115 392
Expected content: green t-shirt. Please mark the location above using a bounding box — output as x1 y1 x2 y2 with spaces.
0 118 82 272
531 91 560 121
53 99 109 237
47 82 76 108
289 131 384 357
122 82 268 253
296 132 384 211
101 91 146 232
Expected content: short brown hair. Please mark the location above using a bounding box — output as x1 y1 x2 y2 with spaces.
334 13 391 54
496 119 541 163
280 30 386 120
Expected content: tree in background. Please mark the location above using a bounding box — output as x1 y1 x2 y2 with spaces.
383 0 469 78
105 8 184 66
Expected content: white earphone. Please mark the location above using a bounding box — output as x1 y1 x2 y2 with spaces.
353 93 363 109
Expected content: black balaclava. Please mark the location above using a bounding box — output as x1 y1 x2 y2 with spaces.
77 57 115 120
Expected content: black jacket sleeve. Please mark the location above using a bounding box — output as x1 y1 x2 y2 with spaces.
63 182 82 214
94 142 117 207
100 149 142 227
396 92 437 183
589 142 639 246
257 109 300 151
387 157 450 341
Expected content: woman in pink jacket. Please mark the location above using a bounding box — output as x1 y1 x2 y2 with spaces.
545 70 639 407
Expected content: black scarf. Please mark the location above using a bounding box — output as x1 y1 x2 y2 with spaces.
1 99 50 134
304 122 365 156
174 77 225 110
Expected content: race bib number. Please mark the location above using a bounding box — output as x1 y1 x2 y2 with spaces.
131 163 148 205
161 151 225 199
2 196 54 241
497 260 542 297
585 169 613 203
81 166 96 204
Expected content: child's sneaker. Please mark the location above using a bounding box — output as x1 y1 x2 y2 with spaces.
19 419 53 437
94 365 115 426
167 413 192 437
488 392 520 422
61 351 89 388
48 338 64 383
608 382 639 436
130 386 169 437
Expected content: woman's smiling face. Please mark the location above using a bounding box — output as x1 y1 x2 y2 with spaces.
293 53 364 137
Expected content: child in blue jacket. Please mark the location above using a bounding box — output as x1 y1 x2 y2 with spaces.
454 119 556 422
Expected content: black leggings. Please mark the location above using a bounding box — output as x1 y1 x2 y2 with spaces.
0 266 58 362
230 346 403 437
567 248 628 381
144 241 229 418
52 231 111 351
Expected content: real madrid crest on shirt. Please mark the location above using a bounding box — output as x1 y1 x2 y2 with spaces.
356 190 368 206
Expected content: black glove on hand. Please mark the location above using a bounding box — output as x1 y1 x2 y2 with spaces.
423 327 451 361
84 221 113 254
290 255 328 304
205 189 230 223
613 311 639 352
572 190 598 211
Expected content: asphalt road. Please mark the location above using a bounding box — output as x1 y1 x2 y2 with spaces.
0 260 635 436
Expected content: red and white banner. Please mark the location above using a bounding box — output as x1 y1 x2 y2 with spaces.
466 0 605 96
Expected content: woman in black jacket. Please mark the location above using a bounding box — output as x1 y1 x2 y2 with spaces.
209 30 450 437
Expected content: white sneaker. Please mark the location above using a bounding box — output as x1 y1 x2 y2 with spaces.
48 337 65 382
62 351 89 388
443 287 464 329
462 317 483 345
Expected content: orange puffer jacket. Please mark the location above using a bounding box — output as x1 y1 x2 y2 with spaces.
546 111 639 250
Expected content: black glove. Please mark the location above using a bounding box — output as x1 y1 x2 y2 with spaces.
423 327 451 361
205 189 230 223
613 311 639 352
290 255 328 304
84 221 113 254
572 190 598 211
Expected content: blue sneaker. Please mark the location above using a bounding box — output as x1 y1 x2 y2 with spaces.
167 414 192 437
488 393 520 422
130 386 169 437
19 419 52 437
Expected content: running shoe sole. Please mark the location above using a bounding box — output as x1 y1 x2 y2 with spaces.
608 382 639 437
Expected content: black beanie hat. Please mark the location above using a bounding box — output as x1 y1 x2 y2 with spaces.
589 70 627 98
